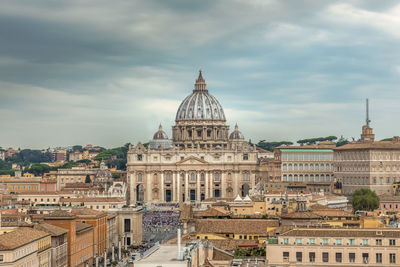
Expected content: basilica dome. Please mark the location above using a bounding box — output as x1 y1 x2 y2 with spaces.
175 70 226 122
229 124 244 139
153 124 168 140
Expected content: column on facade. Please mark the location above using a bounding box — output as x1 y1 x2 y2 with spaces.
234 171 239 197
205 172 209 199
185 172 189 202
196 171 201 202
161 172 165 202
251 172 256 191
209 172 213 198
146 172 151 202
172 171 176 202
221 171 226 198
177 172 181 203
130 171 136 205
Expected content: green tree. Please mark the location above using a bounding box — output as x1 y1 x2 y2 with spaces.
94 143 129 170
256 140 293 152
72 145 83 152
24 163 52 176
336 135 349 147
85 175 91 183
352 188 380 211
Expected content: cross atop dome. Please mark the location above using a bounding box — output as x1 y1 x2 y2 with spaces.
194 69 207 91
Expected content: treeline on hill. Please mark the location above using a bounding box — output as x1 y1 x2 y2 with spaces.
7 149 52 166
296 136 337 145
94 143 130 170
0 148 53 175
256 140 293 152
255 135 350 151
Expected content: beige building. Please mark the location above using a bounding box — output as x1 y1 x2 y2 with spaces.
275 143 335 185
266 227 400 266
34 222 68 267
110 207 143 248
127 71 264 204
334 105 400 195
0 227 51 267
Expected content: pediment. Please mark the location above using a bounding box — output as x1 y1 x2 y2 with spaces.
177 156 208 165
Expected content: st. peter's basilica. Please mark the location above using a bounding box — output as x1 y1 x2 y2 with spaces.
127 71 267 204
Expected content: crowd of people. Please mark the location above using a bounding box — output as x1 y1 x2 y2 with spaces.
142 209 181 244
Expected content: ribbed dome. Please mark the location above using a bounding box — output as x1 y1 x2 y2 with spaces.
175 70 226 122
153 124 168 140
229 124 244 139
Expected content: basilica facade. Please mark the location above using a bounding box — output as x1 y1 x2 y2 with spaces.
127 71 266 204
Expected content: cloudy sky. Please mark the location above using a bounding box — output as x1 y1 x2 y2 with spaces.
1 0 400 149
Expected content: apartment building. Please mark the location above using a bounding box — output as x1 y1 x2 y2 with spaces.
44 210 94 267
0 227 51 267
267 227 400 266
274 142 335 187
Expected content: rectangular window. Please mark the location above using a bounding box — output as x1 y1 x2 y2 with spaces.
335 239 342 245
309 238 315 245
243 154 248 160
376 253 382 263
309 252 315 262
137 154 142 161
296 252 302 262
349 253 355 263
322 252 329 263
295 238 302 245
390 253 396 264
336 253 342 263
390 239 396 246
376 239 382 246
349 239 355 245
322 239 328 245
124 218 131 232
283 252 289 261
362 239 368 246
362 253 369 264
283 238 289 245
0 255 3 262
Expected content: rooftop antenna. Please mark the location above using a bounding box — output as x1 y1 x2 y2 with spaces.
366 98 371 127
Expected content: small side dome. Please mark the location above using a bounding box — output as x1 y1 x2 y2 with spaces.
153 124 168 140
229 124 244 139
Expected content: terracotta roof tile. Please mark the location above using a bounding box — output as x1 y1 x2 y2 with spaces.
281 228 400 238
334 140 400 150
34 222 68 236
195 219 278 235
0 228 50 250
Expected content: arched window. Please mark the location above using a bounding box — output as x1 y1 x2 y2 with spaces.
305 174 309 182
315 174 319 182
200 173 205 181
294 175 298 182
294 164 298 171
299 164 303 171
288 164 293 171
299 175 303 182
283 175 287 181
304 164 309 171
191 172 196 181
321 174 325 182
283 164 287 171
137 173 143 182
214 172 220 182
310 174 314 182
310 164 314 171
288 174 293 181
243 172 249 181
